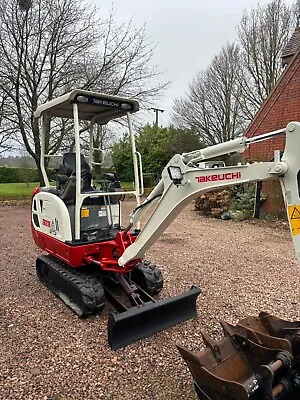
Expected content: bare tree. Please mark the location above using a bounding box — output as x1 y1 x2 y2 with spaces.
172 43 246 146
237 0 295 120
0 90 14 155
295 0 300 27
77 11 166 104
0 1 166 182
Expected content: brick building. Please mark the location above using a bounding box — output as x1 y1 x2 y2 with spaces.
244 28 300 216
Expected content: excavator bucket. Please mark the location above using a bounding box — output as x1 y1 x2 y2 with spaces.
220 320 293 353
178 314 300 400
108 286 201 350
177 330 297 400
235 312 300 354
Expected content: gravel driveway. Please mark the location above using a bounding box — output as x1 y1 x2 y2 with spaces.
1 201 300 400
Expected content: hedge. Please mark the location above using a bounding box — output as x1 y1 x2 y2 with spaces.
0 167 56 183
143 173 156 188
0 166 155 188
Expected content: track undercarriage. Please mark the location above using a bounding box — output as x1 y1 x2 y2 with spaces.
178 312 300 400
36 255 200 349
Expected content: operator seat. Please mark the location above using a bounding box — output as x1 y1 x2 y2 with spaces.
57 153 94 203
58 153 92 189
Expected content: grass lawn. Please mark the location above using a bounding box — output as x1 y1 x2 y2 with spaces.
0 181 135 200
0 182 39 200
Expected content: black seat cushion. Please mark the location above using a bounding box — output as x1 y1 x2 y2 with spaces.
59 153 92 190
39 186 59 196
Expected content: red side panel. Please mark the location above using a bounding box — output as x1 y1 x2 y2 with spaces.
31 226 139 272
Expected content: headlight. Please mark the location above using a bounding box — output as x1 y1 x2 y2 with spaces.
76 95 89 103
167 166 183 185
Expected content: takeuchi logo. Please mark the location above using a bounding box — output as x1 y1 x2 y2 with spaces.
195 172 241 183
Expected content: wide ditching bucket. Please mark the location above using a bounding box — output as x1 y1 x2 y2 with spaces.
236 312 300 354
108 286 201 350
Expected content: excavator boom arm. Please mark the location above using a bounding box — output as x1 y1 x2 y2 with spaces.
119 122 300 266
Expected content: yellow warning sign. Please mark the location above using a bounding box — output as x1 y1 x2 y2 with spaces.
288 205 300 236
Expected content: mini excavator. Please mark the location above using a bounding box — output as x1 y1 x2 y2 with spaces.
22 0 300 397
32 90 300 398
31 89 201 350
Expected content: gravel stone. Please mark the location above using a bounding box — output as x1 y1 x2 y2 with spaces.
1 202 299 399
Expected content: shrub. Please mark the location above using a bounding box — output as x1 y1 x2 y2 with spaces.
194 188 234 218
229 184 255 215
194 183 266 219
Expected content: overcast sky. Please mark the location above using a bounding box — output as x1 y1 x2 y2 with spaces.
94 0 295 126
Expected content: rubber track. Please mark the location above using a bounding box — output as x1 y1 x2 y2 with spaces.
36 255 105 317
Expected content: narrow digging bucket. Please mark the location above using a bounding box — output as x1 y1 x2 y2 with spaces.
108 286 201 350
178 343 254 400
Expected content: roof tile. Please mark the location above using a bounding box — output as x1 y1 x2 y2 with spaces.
282 27 300 59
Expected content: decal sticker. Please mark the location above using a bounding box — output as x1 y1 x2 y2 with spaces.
42 218 51 228
247 379 259 395
81 208 90 218
288 205 300 236
195 172 241 183
55 218 59 232
50 221 56 235
98 208 106 217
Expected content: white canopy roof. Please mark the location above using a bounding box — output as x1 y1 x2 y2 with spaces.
34 89 139 124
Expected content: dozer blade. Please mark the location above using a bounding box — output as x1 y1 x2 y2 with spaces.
108 286 201 350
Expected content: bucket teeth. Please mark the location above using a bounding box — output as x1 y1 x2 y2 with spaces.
178 312 300 400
